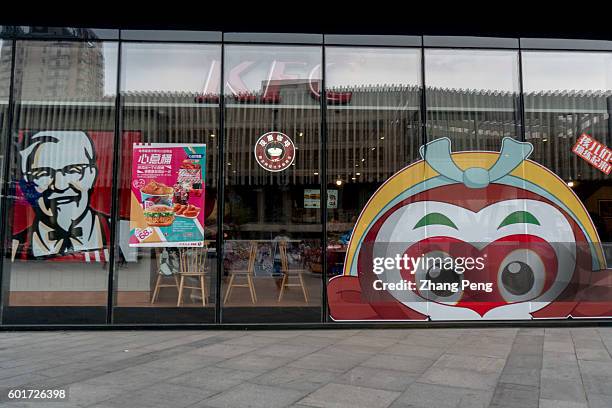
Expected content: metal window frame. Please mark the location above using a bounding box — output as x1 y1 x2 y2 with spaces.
0 35 17 325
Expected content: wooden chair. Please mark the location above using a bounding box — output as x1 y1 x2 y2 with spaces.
223 241 258 304
177 245 208 307
151 249 179 304
277 241 309 303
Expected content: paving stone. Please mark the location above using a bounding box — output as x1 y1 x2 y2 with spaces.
252 343 320 359
0 373 49 389
202 382 307 408
517 328 545 336
191 343 259 359
586 394 612 408
249 330 304 339
504 353 542 369
299 383 400 408
250 366 338 392
571 338 606 349
543 340 575 353
4 402 82 408
137 352 226 373
381 344 445 360
429 353 506 374
540 378 587 403
281 335 339 348
336 366 418 392
488 382 539 408
223 335 282 347
575 348 611 361
579 374 612 396
419 367 499 390
538 399 588 408
304 330 362 339
391 382 493 408
498 366 541 386
446 343 512 359
543 350 578 365
166 365 261 391
578 360 612 377
336 335 399 348
360 354 434 374
65 382 125 406
540 366 582 381
357 329 415 339
288 350 370 373
120 382 215 407
82 368 171 391
0 328 611 408
323 344 382 356
216 353 293 373
399 335 457 349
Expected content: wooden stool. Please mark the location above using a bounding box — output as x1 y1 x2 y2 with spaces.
224 241 258 304
277 241 309 303
177 246 208 307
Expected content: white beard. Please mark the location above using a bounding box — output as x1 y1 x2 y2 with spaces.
54 201 86 231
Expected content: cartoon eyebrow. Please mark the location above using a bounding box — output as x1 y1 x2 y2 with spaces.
498 211 540 229
413 213 458 230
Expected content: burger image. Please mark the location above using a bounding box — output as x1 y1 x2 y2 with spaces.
143 204 175 227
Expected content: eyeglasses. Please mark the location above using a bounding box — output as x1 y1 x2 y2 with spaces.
26 163 93 183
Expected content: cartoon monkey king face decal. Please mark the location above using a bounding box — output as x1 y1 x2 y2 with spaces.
329 137 608 321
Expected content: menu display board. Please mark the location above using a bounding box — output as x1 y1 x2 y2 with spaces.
129 143 206 247
304 189 338 209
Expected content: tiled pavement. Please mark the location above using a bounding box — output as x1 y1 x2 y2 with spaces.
0 327 611 407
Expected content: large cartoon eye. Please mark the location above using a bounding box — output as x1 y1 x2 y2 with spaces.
416 251 463 304
501 261 533 295
498 249 545 303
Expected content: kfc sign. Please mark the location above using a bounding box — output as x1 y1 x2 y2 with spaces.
254 132 296 172
193 57 352 105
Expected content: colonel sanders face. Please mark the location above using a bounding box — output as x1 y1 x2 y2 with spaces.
20 131 98 232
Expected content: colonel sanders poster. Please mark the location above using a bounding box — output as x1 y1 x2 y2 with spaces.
328 137 612 321
11 130 140 262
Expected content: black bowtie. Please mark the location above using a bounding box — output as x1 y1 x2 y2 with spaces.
48 227 83 253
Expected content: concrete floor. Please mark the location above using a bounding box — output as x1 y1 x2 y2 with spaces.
0 327 611 407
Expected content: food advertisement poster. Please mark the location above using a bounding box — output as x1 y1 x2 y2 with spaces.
129 143 206 247
304 189 338 209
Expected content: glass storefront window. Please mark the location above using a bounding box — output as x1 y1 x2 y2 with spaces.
324 47 422 303
2 39 118 324
421 50 526 290
425 49 521 150
113 43 220 323
222 45 322 323
0 29 610 326
522 51 612 262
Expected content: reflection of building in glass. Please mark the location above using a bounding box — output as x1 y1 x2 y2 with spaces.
0 27 105 100
0 33 11 99
15 80 612 187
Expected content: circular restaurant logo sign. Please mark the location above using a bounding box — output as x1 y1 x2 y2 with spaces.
254 131 296 172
